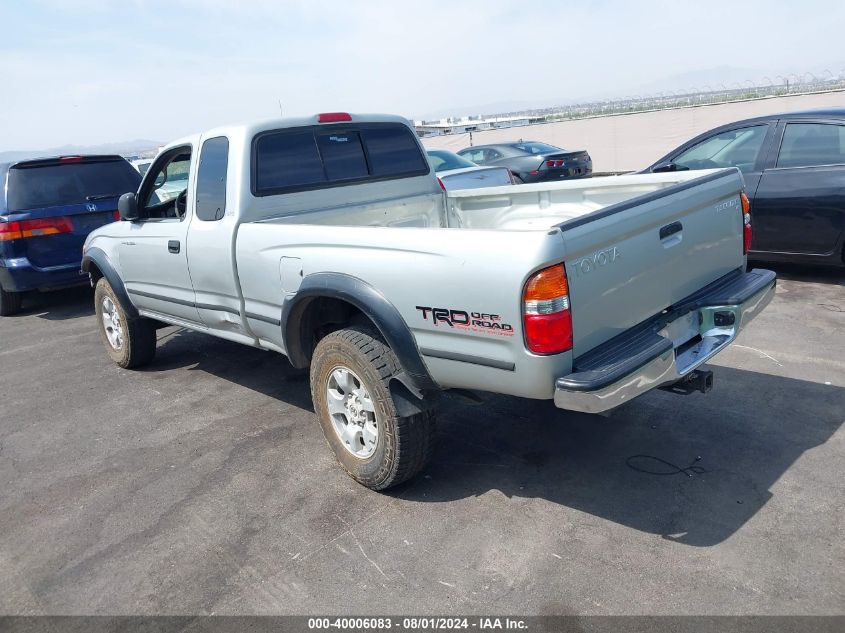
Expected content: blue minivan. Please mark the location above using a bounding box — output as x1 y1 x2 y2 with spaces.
0 155 141 315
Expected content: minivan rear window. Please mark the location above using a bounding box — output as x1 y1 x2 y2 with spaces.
7 159 141 211
253 123 429 195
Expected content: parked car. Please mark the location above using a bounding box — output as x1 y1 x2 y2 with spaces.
426 149 515 190
82 112 773 490
644 109 845 266
0 155 142 315
130 158 153 176
457 141 592 183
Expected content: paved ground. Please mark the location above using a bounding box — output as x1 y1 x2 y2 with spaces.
0 264 842 616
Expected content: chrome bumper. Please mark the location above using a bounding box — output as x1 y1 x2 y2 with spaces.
553 270 776 414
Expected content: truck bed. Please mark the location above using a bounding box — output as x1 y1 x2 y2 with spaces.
251 170 731 232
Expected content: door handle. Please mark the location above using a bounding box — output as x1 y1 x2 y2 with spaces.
168 240 180 254
659 221 683 240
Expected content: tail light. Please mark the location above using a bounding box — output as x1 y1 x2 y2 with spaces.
523 264 573 354
546 160 555 167
555 160 564 167
113 211 122 221
0 217 74 241
318 112 352 123
740 192 752 254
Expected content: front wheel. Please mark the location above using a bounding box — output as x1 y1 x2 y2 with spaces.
310 326 436 490
94 277 157 368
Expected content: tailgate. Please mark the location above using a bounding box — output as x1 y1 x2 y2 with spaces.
561 169 747 355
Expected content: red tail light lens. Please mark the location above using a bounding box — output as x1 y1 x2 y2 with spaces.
317 112 352 123
113 211 121 221
545 160 555 167
740 192 752 254
0 217 74 241
0 222 22 241
523 264 573 354
555 160 564 167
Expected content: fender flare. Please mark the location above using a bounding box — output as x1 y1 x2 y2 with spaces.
281 272 439 396
81 247 139 319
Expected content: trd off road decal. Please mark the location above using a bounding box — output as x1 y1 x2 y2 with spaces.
415 306 515 337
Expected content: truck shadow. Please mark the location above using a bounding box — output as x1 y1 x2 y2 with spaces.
148 326 315 413
750 261 844 286
149 327 843 548
395 368 843 547
20 286 94 321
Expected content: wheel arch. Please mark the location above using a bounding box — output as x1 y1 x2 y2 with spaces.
281 272 439 397
82 247 139 319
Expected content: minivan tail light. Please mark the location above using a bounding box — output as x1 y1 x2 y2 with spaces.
318 112 352 123
523 264 573 354
0 217 74 240
740 192 752 254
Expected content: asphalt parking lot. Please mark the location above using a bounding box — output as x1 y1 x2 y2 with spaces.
0 264 842 616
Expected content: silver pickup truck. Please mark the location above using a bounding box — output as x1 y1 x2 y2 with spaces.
82 113 776 490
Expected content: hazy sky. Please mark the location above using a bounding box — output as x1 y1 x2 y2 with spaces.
3 0 845 151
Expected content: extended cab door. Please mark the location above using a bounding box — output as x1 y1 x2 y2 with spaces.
751 119 845 256
182 135 250 334
118 145 201 323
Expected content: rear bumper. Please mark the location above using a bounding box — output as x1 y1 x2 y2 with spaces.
524 166 593 183
0 257 88 292
553 268 777 413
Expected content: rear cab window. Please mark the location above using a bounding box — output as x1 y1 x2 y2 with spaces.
253 123 429 195
6 158 141 211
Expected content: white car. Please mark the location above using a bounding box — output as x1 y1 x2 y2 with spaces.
427 149 515 190
130 158 153 176
131 157 187 203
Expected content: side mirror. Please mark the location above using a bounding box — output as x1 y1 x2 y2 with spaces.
118 192 140 221
652 162 679 173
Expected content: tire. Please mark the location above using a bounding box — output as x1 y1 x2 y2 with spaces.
0 286 22 316
310 326 436 490
94 277 157 368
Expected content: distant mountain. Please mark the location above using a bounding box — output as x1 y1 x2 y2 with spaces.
0 139 163 164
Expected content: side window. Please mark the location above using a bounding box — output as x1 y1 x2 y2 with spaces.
196 137 229 221
673 125 768 173
460 149 484 164
141 149 192 220
484 149 503 161
776 123 845 168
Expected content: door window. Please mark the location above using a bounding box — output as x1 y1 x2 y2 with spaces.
142 149 192 220
483 149 503 162
776 123 845 168
195 137 229 221
673 125 768 172
458 149 485 164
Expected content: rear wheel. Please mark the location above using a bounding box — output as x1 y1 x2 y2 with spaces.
310 326 436 490
94 277 157 368
0 286 22 316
